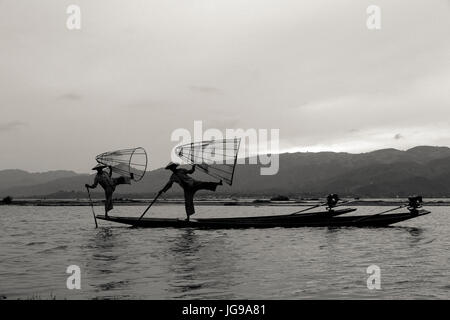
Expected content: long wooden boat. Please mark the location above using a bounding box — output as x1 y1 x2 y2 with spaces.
96 208 430 229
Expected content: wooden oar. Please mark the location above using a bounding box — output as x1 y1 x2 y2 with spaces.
331 200 357 209
86 187 98 228
354 204 407 223
290 200 356 216
138 190 163 221
290 202 326 215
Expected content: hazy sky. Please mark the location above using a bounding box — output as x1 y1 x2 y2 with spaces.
1 0 449 173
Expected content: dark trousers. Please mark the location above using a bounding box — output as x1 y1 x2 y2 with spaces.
183 181 219 217
104 189 114 214
104 177 131 214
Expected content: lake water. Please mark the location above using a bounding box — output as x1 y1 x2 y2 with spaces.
0 205 448 299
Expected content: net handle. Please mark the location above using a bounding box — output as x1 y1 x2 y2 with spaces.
229 137 241 186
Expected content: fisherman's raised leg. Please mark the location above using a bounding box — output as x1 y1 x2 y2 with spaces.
192 180 222 193
113 176 132 186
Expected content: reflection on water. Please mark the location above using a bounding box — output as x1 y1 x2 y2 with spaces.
166 229 237 298
84 227 134 298
404 227 425 244
0 205 448 299
169 229 203 294
391 226 437 247
87 228 118 265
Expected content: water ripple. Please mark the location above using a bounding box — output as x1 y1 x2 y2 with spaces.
0 205 448 299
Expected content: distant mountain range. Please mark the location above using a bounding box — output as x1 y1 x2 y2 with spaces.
1 146 450 198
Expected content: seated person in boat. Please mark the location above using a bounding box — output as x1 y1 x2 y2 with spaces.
160 162 222 221
85 164 132 217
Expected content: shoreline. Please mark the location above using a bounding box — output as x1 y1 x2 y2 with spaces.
2 199 450 207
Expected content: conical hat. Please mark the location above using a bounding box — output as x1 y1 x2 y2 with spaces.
165 162 179 170
92 163 107 170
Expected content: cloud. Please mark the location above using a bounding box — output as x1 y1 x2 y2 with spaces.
0 121 27 132
0 0 449 172
123 99 181 111
204 117 240 129
189 86 223 95
58 93 82 101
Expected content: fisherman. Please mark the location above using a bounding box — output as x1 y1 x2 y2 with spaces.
160 162 222 221
85 164 133 217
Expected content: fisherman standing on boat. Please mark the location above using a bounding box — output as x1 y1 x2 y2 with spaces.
85 164 133 217
160 162 222 221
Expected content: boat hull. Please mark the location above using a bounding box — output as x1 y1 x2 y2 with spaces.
96 209 430 229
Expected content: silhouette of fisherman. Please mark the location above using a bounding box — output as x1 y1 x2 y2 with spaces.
160 162 222 221
85 164 132 217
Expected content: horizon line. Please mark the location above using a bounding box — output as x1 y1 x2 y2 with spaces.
1 144 449 174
